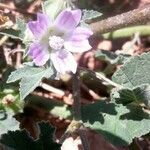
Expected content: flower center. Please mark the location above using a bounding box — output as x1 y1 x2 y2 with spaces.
49 36 64 50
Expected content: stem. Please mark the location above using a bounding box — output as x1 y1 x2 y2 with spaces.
79 67 122 88
59 132 71 144
90 5 150 35
78 127 90 150
102 25 150 39
72 72 81 120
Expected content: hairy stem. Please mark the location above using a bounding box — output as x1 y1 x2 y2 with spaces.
78 128 90 150
90 5 150 35
72 72 81 120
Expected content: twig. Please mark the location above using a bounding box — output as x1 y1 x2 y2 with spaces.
72 72 81 120
0 3 35 16
39 82 65 97
81 82 100 100
15 45 23 68
79 67 122 88
27 0 42 13
90 5 150 34
0 35 8 46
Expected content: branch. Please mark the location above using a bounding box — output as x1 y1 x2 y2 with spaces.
90 5 150 34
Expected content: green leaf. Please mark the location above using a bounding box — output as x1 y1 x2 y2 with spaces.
82 9 102 21
42 0 67 20
95 50 130 65
0 122 61 150
82 101 150 146
0 107 19 135
25 95 72 119
112 52 150 88
111 84 150 107
16 17 27 40
0 29 21 40
0 18 26 40
7 66 56 100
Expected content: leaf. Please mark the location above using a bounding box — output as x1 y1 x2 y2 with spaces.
95 50 130 65
7 66 56 100
82 101 150 146
42 0 67 20
0 122 61 150
26 95 72 119
111 84 150 107
0 107 19 135
16 17 27 40
112 52 150 88
82 9 102 21
0 28 21 39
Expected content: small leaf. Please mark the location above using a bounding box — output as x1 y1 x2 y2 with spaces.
95 50 130 65
0 122 61 150
0 28 21 40
26 95 72 119
0 107 19 135
112 52 150 88
111 84 150 107
42 0 67 20
82 9 102 22
7 66 56 100
82 101 150 146
16 17 27 40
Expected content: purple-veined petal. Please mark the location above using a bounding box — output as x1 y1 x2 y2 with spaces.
28 13 52 37
68 27 93 41
28 43 49 66
51 49 77 74
71 9 82 25
64 39 92 53
54 9 81 32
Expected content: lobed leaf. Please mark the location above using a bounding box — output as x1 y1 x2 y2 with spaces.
0 122 61 150
111 84 150 107
0 107 19 135
112 52 150 88
7 66 56 100
82 101 150 146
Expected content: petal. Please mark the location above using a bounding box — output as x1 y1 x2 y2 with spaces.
71 9 82 25
54 9 81 32
68 27 93 41
51 49 77 74
28 13 51 37
64 40 92 53
28 43 49 66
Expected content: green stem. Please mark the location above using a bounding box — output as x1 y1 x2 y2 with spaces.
102 25 150 39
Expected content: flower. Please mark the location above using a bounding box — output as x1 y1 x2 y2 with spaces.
27 9 93 74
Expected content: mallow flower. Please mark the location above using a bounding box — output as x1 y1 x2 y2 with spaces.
27 9 93 74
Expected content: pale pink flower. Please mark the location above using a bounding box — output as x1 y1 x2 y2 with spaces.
28 9 93 74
